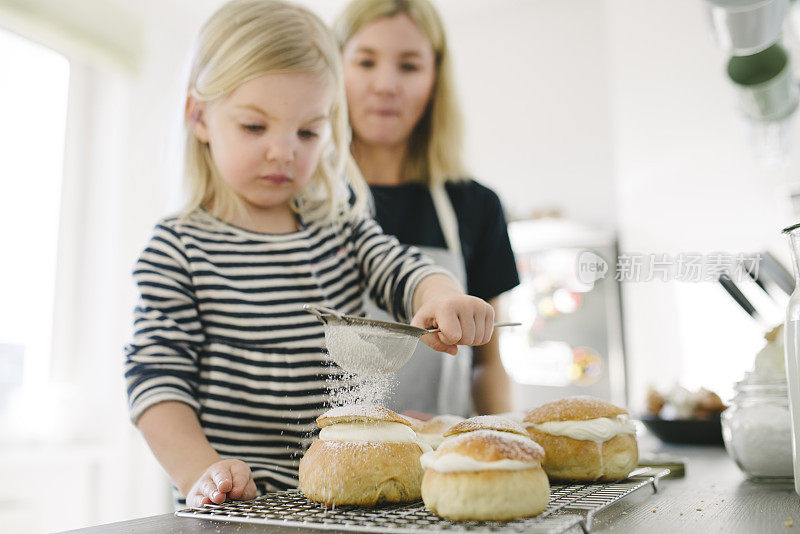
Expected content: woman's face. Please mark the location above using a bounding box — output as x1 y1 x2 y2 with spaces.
342 14 436 148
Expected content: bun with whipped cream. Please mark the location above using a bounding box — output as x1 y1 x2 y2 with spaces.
523 396 638 482
299 405 431 506
411 415 464 449
420 416 550 521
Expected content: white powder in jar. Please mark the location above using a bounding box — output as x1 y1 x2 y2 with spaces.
724 403 793 478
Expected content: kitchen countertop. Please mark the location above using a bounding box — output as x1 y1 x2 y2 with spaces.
61 439 799 534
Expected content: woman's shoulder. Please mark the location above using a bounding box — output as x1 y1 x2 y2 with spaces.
445 178 503 212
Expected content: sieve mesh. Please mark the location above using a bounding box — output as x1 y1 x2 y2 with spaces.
324 323 420 376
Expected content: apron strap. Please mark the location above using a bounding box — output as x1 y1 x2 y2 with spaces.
429 183 462 258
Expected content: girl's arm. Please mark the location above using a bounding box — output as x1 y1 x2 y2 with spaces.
137 401 257 506
137 401 220 496
346 217 493 351
126 221 254 506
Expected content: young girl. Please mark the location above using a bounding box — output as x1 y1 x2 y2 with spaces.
124 0 495 509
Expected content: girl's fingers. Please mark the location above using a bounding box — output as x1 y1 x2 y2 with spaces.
242 478 258 500
483 313 494 345
202 477 226 504
229 462 252 499
472 312 486 346
458 313 476 345
212 466 233 494
189 490 213 508
419 332 457 355
435 310 462 346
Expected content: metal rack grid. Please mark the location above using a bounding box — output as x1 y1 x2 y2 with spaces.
176 469 669 534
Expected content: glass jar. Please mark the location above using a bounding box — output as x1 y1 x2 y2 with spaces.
783 222 800 496
721 371 794 481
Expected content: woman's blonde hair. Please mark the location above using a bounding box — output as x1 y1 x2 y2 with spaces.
334 0 466 186
184 0 367 223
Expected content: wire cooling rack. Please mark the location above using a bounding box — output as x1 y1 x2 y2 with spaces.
175 468 669 534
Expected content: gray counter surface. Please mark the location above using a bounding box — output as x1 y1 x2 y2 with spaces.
62 441 799 534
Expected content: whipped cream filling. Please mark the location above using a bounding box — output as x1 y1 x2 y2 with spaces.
319 422 432 452
531 416 635 442
420 451 539 473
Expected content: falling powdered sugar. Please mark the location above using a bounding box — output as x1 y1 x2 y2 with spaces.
322 323 420 410
328 372 396 409
324 324 418 376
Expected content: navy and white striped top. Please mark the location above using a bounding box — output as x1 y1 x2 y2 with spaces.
124 208 444 493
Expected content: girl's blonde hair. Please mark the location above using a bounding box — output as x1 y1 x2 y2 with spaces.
184 0 367 223
334 0 465 186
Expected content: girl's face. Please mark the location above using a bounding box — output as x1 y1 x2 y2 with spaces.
189 72 333 217
342 14 436 148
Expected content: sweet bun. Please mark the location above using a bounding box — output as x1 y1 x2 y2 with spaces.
420 419 550 521
443 414 528 438
413 415 464 449
317 405 411 427
523 396 638 482
524 396 627 424
299 405 431 506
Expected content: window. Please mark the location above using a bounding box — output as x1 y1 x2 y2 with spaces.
0 27 70 432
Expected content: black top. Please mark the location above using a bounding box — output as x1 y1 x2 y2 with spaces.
369 179 520 302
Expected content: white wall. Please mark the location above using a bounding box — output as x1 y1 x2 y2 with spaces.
433 0 615 226
607 0 797 408
123 0 617 227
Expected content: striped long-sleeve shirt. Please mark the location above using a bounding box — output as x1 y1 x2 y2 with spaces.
124 208 446 493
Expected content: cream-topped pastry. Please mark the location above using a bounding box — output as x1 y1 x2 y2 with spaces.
420 418 550 521
411 414 464 449
319 421 432 452
524 396 639 482
299 405 428 506
530 415 636 442
421 453 537 472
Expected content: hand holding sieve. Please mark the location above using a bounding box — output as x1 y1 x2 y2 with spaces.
304 303 520 375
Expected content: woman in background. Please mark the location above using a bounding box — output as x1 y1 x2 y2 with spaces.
334 0 519 417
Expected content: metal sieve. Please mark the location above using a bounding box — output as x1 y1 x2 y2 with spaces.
304 304 519 376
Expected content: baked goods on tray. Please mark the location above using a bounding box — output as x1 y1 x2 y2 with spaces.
410 414 464 450
524 396 638 482
299 405 432 506
420 415 549 521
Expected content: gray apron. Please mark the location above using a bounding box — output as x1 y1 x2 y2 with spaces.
362 184 472 417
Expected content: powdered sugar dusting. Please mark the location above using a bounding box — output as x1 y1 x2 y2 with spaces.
444 415 528 437
523 396 627 424
318 404 408 426
327 371 396 412
437 429 545 462
497 411 526 423
323 323 412 412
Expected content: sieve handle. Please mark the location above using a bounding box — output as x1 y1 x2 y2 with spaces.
303 303 343 324
423 321 521 334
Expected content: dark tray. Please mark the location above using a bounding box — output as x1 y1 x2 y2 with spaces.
640 416 724 445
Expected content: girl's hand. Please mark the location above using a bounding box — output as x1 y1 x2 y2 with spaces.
186 459 257 508
411 294 495 355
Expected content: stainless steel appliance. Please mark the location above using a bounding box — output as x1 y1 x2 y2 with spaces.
499 218 626 410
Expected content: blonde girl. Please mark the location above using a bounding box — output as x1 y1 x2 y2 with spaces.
125 0 495 508
335 0 519 418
